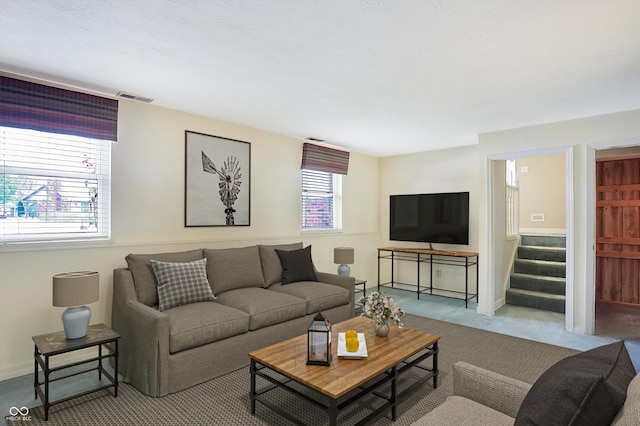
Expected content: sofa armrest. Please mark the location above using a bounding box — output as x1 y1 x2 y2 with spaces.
316 272 356 316
112 268 170 396
612 373 640 426
453 361 532 419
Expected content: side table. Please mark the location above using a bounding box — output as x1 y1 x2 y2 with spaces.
354 279 367 313
33 323 120 420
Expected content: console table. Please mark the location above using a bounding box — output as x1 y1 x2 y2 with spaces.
377 247 479 308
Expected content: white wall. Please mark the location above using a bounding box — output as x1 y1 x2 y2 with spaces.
0 100 380 380
516 154 566 232
478 108 640 333
491 160 519 308
4 99 640 380
378 146 480 295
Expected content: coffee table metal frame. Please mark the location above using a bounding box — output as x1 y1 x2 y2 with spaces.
249 323 438 426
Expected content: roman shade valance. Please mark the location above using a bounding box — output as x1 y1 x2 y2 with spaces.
301 142 349 175
0 76 118 141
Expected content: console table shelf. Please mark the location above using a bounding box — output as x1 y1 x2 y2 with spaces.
377 247 479 308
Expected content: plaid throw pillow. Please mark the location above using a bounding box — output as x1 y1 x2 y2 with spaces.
151 258 215 311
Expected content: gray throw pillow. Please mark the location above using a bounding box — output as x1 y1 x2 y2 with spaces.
151 258 215 311
515 341 636 426
126 249 204 306
204 246 265 294
275 245 318 285
259 242 304 286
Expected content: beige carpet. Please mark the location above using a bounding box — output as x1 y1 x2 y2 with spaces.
18 314 579 425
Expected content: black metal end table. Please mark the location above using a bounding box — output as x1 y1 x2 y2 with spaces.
32 323 120 421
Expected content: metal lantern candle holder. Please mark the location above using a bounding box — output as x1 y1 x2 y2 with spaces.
307 312 332 366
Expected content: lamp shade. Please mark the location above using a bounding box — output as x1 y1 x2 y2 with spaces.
53 271 99 307
333 247 354 265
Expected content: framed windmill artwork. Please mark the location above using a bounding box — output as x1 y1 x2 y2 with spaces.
185 131 250 227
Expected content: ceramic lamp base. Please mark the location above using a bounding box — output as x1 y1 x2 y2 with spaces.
337 264 351 276
61 306 92 339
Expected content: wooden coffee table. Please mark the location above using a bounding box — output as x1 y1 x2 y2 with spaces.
249 316 439 425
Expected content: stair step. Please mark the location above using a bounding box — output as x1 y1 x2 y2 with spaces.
506 288 566 313
514 259 566 278
510 273 566 295
520 234 566 248
518 246 566 262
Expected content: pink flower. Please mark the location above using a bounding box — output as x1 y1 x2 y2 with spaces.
358 291 404 327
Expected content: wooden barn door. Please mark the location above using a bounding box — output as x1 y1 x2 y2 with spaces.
596 155 640 307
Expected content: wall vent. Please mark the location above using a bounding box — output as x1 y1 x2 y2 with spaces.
117 91 154 103
531 213 545 222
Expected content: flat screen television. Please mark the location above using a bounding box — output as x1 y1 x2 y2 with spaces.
390 192 469 245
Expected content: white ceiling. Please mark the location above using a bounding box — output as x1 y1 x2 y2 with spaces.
2 1 640 157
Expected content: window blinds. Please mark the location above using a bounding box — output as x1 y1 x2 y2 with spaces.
302 169 342 230
301 143 349 175
0 76 118 141
0 127 111 242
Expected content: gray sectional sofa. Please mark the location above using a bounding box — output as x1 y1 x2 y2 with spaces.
111 242 355 397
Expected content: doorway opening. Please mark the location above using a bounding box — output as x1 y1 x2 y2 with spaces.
594 148 640 340
487 146 574 333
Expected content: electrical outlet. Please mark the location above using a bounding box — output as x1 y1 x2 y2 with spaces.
435 269 441 277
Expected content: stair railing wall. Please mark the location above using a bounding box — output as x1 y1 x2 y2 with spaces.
506 184 519 239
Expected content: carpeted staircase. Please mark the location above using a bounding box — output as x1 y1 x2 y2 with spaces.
506 234 566 313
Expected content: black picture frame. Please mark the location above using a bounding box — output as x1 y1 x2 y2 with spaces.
185 131 250 227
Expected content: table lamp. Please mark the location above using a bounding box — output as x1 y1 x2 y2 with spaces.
334 247 354 276
53 271 99 339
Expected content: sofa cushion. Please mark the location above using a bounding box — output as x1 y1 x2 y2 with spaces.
412 396 515 426
270 281 349 315
204 246 265 294
126 249 204 306
259 242 303 286
276 245 318 285
515 341 636 426
151 258 216 311
612 372 640 426
215 288 306 331
163 301 250 354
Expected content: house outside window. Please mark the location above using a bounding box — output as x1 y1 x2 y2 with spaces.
301 169 342 231
0 126 111 243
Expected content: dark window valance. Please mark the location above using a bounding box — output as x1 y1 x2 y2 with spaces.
301 142 349 175
0 76 118 141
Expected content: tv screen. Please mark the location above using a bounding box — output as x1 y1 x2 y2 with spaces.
390 192 469 244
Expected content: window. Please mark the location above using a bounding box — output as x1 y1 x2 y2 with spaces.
301 169 342 231
299 142 348 231
0 75 117 244
505 159 519 238
506 159 517 186
0 127 111 243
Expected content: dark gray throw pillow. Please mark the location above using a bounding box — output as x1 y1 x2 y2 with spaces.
514 341 635 426
275 245 318 285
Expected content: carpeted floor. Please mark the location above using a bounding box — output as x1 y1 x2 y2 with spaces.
16 314 579 425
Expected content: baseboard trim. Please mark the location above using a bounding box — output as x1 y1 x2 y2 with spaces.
596 299 640 310
520 228 567 235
